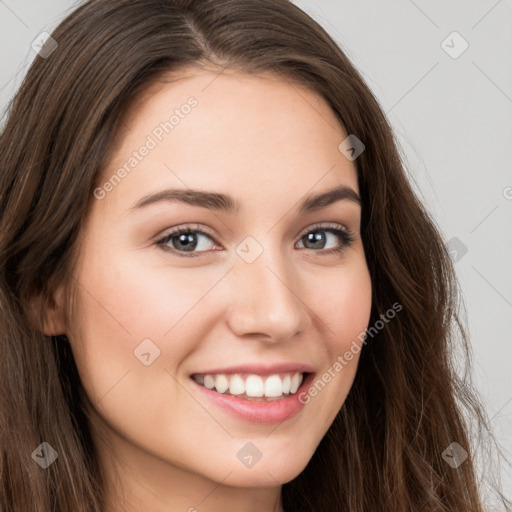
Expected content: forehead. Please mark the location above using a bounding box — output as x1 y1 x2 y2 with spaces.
96 67 359 215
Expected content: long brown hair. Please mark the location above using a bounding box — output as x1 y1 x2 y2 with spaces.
0 0 508 510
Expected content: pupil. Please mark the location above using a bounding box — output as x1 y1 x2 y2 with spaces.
306 231 325 249
175 233 197 251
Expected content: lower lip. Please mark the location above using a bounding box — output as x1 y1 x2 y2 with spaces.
190 373 315 424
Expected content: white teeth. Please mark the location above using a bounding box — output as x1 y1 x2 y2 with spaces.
264 375 283 397
193 371 305 399
245 375 264 397
282 374 291 394
204 375 215 389
290 372 302 394
229 374 245 395
214 374 229 394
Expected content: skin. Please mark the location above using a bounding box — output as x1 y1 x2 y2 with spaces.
45 67 372 512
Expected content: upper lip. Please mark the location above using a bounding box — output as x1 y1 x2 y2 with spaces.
190 362 315 377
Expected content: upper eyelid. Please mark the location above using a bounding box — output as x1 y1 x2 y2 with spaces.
158 224 217 242
299 221 349 234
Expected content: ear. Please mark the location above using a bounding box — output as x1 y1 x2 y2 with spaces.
30 283 67 336
43 284 67 336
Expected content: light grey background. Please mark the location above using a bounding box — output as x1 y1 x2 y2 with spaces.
1 0 511 500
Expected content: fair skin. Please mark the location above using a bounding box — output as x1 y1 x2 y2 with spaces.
45 67 372 512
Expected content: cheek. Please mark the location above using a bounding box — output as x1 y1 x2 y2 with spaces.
304 258 372 352
66 249 211 453
67 244 230 399
73 240 223 343
298 259 372 411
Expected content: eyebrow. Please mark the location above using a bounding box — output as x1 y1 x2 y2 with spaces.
130 184 361 214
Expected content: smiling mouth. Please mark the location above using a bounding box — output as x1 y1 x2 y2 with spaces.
191 371 308 401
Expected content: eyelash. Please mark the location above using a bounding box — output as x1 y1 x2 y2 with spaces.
155 222 357 259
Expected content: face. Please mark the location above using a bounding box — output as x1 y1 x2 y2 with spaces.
57 68 372 492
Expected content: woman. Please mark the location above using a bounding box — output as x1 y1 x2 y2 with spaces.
0 0 507 510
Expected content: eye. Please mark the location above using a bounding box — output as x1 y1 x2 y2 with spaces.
156 224 219 258
296 222 356 255
155 222 356 258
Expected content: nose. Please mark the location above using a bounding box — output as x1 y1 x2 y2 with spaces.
225 244 311 342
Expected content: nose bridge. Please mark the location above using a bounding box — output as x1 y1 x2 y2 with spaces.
226 236 307 339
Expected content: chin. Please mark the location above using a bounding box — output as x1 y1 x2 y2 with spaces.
206 449 313 488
